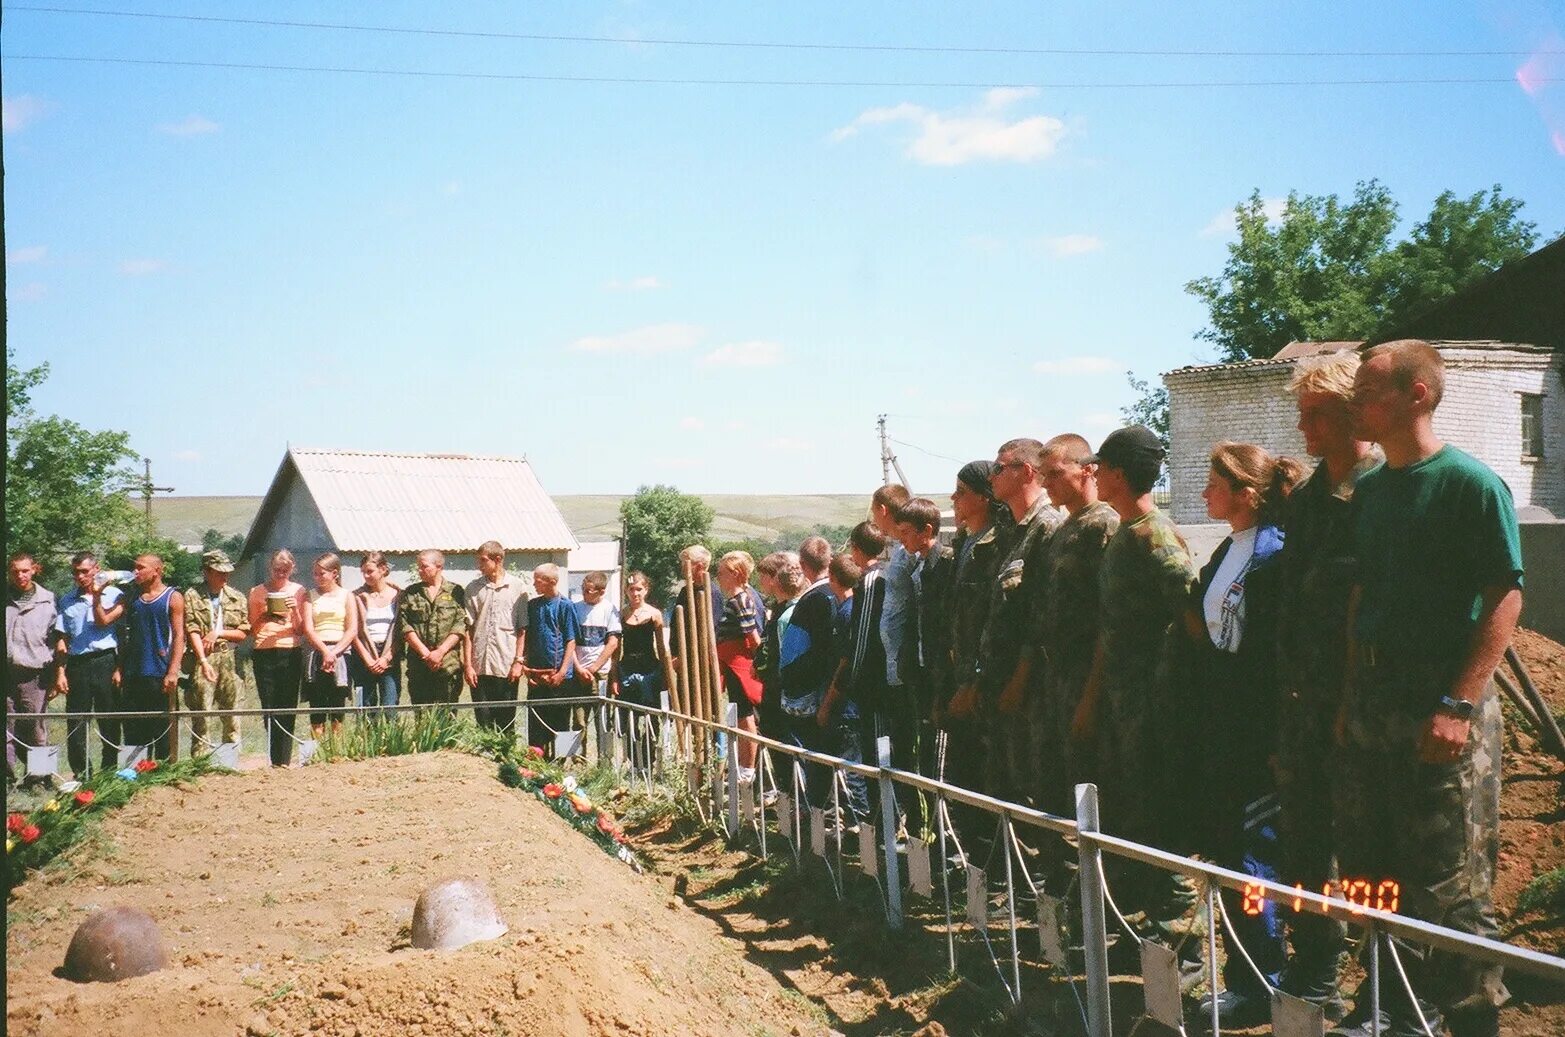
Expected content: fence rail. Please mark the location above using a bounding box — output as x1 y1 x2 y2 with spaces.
9 694 1563 1035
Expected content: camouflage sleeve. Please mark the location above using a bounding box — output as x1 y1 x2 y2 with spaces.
1151 542 1198 618
1021 525 1057 648
183 587 209 638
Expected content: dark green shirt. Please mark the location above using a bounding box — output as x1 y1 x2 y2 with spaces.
978 495 1064 685
1036 501 1119 689
398 579 470 673
1098 507 1196 702
1352 445 1523 664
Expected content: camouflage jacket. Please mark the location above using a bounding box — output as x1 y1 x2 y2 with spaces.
398 579 469 672
1275 452 1381 705
1098 507 1196 704
1035 501 1119 690
977 494 1064 689
182 583 250 668
949 522 1003 689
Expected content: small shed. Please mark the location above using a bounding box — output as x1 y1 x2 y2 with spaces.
566 540 624 608
241 448 579 591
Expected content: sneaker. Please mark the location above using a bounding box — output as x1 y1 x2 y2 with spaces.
1197 989 1271 1031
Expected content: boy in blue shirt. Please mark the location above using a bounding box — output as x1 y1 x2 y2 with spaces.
523 563 580 754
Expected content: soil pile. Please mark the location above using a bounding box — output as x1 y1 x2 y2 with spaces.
5 753 832 1037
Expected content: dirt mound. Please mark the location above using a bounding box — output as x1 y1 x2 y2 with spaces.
5 753 832 1037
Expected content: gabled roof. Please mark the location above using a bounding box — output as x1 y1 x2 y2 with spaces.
243 448 579 557
1271 340 1362 360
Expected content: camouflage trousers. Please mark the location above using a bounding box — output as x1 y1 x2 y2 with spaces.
1274 688 1348 975
183 649 241 747
1096 679 1197 945
1038 668 1093 818
1336 679 1505 1012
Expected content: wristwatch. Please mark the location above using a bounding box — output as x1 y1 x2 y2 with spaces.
1437 695 1475 720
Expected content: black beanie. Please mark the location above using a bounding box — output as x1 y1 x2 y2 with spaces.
957 460 997 501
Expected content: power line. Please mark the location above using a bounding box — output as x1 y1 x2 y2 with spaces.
890 438 966 465
5 54 1552 90
9 6 1559 59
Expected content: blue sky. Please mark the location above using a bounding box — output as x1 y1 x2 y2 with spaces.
5 1 1563 498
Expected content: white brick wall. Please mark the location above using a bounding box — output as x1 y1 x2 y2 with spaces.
1163 348 1563 523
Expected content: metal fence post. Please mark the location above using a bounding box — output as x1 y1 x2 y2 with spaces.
1075 783 1113 1037
877 736 904 930
725 703 741 838
596 700 611 766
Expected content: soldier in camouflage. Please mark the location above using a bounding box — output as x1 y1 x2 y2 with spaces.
1272 351 1380 1019
1331 342 1520 1037
944 461 1008 827
399 550 470 706
979 438 1064 808
182 549 251 750
1073 425 1198 951
1033 434 1118 818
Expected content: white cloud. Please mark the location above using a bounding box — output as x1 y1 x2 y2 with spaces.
118 258 168 277
832 88 1066 166
440 179 462 196
174 449 203 462
1200 197 1287 237
156 114 221 137
723 419 748 432
1033 356 1121 376
6 245 47 265
570 322 703 355
2 95 51 134
7 281 47 302
605 275 664 292
677 416 705 431
701 340 783 368
1041 234 1104 258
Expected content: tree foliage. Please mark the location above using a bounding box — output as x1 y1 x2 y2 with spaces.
1118 372 1171 454
618 485 715 604
5 349 142 567
1186 182 1538 362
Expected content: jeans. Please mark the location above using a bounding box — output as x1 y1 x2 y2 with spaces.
1220 804 1287 995
619 671 663 710
65 650 119 774
120 675 171 760
352 655 400 718
252 647 302 767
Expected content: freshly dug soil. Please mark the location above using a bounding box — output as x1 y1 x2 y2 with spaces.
5 753 833 1037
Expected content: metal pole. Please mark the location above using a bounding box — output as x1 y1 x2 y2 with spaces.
725 702 741 838
877 736 904 929
1206 882 1222 1036
1075 783 1113 1037
1003 818 1022 1003
938 799 956 972
1368 924 1382 1037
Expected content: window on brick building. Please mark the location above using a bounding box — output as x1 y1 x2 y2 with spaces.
1520 393 1545 459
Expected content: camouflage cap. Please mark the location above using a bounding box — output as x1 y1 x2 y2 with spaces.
201 548 236 573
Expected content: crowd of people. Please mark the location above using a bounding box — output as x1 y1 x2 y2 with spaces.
5 340 1520 1036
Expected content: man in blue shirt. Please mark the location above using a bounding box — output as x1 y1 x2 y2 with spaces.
53 552 124 776
523 563 580 754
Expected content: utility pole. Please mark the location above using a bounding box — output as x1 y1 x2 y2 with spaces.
876 414 911 492
138 457 175 535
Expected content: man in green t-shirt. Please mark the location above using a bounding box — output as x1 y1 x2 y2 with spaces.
1335 340 1522 1037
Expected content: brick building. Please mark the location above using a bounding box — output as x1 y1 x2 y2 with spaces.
1163 340 1563 523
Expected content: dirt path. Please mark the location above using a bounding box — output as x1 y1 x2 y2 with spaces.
5 753 833 1037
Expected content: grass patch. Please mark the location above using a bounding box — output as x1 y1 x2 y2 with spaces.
1518 866 1565 916
312 709 490 761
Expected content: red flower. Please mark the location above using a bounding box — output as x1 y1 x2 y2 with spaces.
526 746 544 759
6 813 25 833
19 824 41 844
73 790 96 807
596 813 619 837
542 783 563 799
134 759 159 773
519 768 538 781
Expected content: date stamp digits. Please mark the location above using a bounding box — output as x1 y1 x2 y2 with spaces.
1241 879 1401 916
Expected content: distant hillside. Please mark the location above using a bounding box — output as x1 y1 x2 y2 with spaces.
152 494 870 547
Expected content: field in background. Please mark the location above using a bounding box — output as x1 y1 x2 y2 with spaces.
151 493 872 546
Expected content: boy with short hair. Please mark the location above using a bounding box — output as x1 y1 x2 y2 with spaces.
522 563 580 754
870 484 914 699
819 521 891 825
894 497 953 778
573 571 622 696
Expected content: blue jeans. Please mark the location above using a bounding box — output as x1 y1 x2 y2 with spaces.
619 671 663 710
1221 802 1287 995
354 665 400 718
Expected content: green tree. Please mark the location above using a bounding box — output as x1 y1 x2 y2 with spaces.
201 527 247 558
1186 182 1537 362
618 485 715 603
5 349 142 566
1118 372 1171 453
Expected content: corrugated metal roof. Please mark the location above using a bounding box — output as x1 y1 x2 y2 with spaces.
1271 340 1362 360
1166 339 1550 377
252 448 579 553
